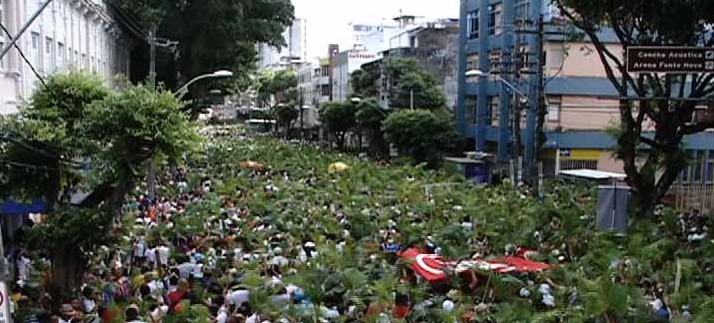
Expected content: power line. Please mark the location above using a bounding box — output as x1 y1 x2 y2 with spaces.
0 22 48 89
0 158 58 172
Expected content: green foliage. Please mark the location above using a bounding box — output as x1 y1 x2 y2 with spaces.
84 84 200 180
385 58 446 109
273 104 299 134
384 109 460 167
26 207 115 253
350 68 379 98
0 73 109 204
319 102 356 149
355 98 388 156
552 0 714 214
257 69 298 108
116 0 294 92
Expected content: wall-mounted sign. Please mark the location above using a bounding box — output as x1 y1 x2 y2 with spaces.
627 47 714 73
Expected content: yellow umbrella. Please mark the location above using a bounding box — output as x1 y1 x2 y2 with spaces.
328 162 350 174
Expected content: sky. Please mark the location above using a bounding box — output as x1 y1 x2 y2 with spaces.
291 0 460 60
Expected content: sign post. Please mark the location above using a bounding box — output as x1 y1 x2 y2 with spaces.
627 47 714 73
0 282 9 323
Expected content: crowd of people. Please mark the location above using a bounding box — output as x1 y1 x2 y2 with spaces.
5 127 713 322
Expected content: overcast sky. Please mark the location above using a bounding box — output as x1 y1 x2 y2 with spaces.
292 0 460 60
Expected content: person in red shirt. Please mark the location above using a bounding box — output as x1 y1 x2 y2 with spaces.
168 279 191 313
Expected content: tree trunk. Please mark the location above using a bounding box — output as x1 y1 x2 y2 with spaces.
51 244 81 305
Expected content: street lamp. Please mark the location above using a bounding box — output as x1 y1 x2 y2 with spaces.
466 69 527 184
176 70 235 99
465 69 528 102
350 97 388 117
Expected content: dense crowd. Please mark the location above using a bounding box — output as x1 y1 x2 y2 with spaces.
6 127 713 322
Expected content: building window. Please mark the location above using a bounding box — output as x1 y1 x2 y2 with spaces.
31 32 40 70
57 42 65 70
467 54 479 71
547 97 561 122
467 10 479 39
488 4 503 36
515 1 530 21
692 151 703 183
465 95 478 124
489 50 502 71
547 45 565 71
489 96 500 126
44 37 53 74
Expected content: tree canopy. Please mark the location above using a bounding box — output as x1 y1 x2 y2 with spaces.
349 58 446 110
116 0 294 91
385 58 446 109
384 109 460 167
0 73 200 299
553 0 714 216
319 102 356 149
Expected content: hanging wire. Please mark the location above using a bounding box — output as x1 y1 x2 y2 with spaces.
0 22 48 89
0 158 58 172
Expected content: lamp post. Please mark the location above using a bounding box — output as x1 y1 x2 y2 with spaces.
148 70 234 200
176 70 235 100
466 69 527 184
350 97 388 117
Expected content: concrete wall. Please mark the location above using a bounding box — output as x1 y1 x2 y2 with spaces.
545 42 623 78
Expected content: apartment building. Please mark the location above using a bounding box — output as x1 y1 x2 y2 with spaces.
457 0 713 188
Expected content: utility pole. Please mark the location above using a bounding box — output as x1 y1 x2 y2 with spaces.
534 14 546 192
147 26 157 201
410 89 414 110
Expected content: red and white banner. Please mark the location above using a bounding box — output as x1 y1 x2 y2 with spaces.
399 248 551 283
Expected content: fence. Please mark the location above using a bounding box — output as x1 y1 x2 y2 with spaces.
671 184 714 212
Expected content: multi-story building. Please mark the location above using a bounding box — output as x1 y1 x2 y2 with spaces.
363 19 460 110
313 58 331 105
457 0 713 186
257 18 307 70
331 49 377 102
0 0 132 115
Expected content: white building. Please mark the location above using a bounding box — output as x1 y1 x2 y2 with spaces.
297 58 331 108
0 0 132 115
331 49 377 102
257 18 307 70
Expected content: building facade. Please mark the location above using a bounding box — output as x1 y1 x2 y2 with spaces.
371 20 461 110
331 49 377 102
457 0 714 185
0 0 132 115
257 18 307 70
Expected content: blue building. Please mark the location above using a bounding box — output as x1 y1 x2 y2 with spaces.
456 0 714 192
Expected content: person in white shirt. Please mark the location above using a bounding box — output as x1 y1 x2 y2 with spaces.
215 305 229 323
226 288 250 307
144 246 157 269
133 237 147 265
157 243 170 267
16 252 31 282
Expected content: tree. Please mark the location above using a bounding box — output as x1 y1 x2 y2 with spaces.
1 74 199 301
115 0 294 92
273 104 299 138
384 109 461 167
385 58 446 109
0 73 109 209
350 68 379 98
553 0 714 216
355 98 389 157
257 69 298 108
319 102 356 150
